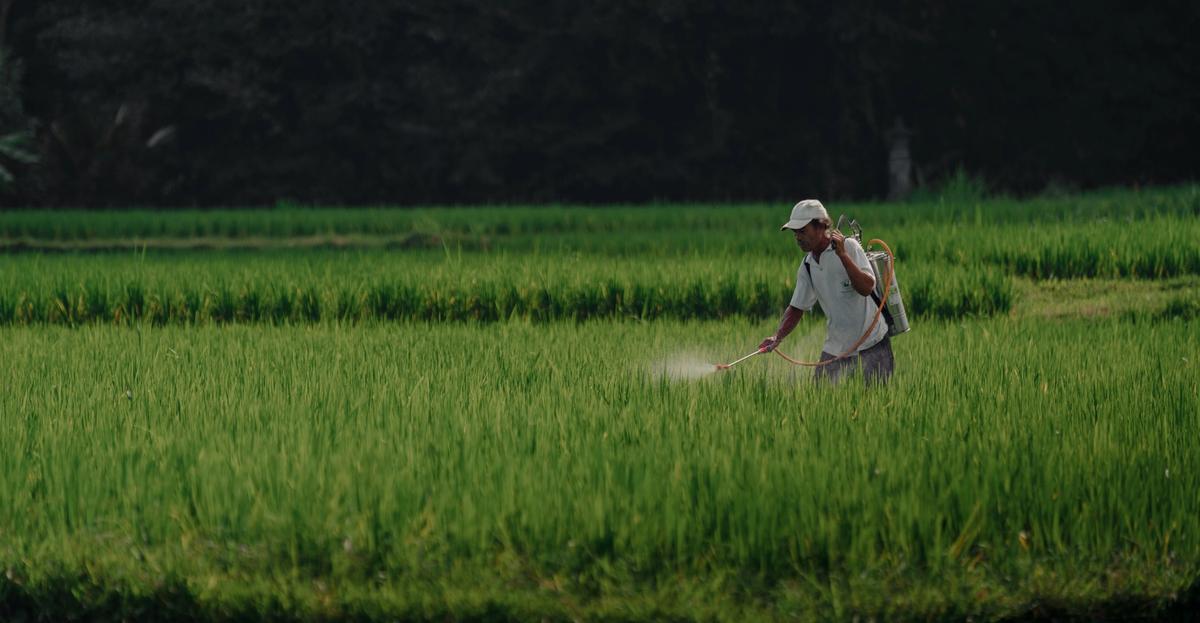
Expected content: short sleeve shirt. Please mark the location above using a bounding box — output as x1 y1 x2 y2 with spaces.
789 237 888 356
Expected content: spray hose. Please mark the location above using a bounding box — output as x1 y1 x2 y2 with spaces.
717 238 895 370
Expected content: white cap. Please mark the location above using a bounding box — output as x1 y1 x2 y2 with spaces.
780 199 829 231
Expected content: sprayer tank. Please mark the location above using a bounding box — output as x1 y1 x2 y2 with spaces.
866 250 911 336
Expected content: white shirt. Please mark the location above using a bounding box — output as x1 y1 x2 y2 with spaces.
789 237 888 356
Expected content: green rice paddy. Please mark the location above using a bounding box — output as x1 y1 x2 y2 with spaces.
1 187 1198 621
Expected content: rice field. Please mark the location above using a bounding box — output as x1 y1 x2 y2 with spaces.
1 185 1196 242
0 251 1014 325
2 188 1198 621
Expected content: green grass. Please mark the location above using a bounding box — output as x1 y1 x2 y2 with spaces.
2 185 1197 241
5 187 1200 282
0 250 1013 325
1 318 1197 620
1014 276 1200 320
3 189 1199 620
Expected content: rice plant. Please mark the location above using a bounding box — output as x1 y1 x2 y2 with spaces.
0 251 1012 325
0 318 1196 620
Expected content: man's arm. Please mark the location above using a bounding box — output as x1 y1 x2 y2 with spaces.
759 305 805 352
831 231 875 296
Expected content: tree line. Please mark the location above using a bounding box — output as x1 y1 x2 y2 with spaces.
0 0 1196 207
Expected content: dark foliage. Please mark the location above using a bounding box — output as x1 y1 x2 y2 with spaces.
3 0 1198 206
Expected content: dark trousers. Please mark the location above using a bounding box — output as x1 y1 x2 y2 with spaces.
813 335 894 385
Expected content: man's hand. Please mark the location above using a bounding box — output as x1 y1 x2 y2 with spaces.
830 229 847 256
758 336 780 352
831 233 876 295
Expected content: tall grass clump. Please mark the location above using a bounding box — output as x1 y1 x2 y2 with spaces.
0 251 1011 325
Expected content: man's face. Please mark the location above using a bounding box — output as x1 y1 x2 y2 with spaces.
791 220 827 252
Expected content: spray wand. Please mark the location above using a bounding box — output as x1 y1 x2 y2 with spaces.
714 348 765 371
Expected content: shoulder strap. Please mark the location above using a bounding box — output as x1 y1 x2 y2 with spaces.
870 290 895 329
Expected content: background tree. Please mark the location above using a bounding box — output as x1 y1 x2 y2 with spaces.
3 0 1197 207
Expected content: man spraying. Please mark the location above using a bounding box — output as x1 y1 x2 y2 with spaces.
757 199 895 384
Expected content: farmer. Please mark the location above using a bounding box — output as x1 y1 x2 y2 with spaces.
757 199 894 384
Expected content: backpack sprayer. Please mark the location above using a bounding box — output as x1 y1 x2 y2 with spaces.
717 215 909 371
